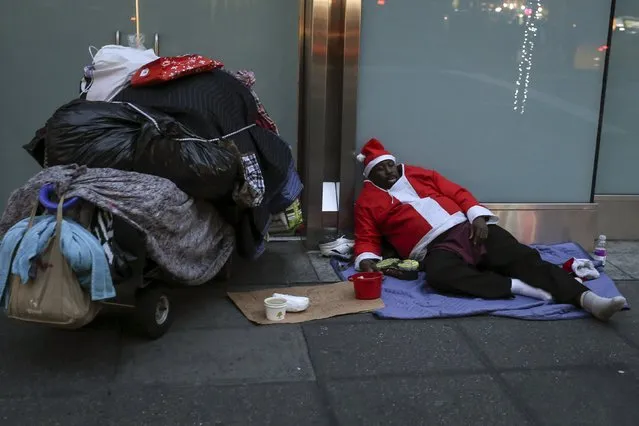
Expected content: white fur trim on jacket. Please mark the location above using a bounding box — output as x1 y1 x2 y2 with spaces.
363 154 396 177
466 205 499 225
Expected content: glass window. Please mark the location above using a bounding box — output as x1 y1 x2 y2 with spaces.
142 0 301 154
595 0 639 194
0 0 134 208
356 0 611 202
0 0 301 210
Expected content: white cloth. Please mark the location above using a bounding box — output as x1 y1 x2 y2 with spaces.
570 259 600 280
86 45 158 102
272 293 310 312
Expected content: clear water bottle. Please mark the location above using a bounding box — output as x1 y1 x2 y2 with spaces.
593 235 607 266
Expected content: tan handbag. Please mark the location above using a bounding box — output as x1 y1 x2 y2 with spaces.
6 197 99 328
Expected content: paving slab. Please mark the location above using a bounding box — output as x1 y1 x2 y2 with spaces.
307 251 341 282
326 375 530 426
608 257 639 279
607 241 639 279
0 390 110 426
170 285 252 330
103 383 330 426
604 261 634 281
231 242 319 286
607 241 639 256
610 281 639 348
502 368 639 426
116 326 315 386
303 321 484 379
0 319 119 397
614 281 639 310
458 317 639 369
313 312 379 325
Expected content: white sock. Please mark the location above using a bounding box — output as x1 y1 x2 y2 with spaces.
580 291 626 321
510 278 553 301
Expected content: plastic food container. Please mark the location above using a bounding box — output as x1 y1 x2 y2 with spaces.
348 272 383 300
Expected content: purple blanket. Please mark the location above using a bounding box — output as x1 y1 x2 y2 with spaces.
331 242 628 320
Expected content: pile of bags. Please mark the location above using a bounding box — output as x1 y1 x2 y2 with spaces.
27 44 303 257
0 44 303 326
25 99 239 200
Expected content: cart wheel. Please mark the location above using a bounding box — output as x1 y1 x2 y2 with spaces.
129 287 173 340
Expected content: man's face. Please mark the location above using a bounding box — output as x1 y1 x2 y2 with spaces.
369 160 400 190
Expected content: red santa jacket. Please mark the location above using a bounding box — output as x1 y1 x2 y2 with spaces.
354 165 498 269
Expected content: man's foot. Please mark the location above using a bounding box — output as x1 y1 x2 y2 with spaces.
580 291 626 321
510 278 553 301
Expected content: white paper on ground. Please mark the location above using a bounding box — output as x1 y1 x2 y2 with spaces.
273 293 310 312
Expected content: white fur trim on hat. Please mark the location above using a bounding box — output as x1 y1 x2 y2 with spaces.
356 153 366 162
363 154 396 177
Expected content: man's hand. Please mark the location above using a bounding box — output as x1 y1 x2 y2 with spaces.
359 259 379 272
469 217 489 246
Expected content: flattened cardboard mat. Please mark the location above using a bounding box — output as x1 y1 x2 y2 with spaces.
227 281 384 325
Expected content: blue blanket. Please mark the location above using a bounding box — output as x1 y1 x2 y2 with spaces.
331 242 628 320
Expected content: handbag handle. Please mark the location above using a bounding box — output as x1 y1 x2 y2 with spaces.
25 199 41 230
25 190 68 231
54 195 67 239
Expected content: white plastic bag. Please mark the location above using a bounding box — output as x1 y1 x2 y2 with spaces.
86 45 158 102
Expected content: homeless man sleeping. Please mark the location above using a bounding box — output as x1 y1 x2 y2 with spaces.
353 138 626 322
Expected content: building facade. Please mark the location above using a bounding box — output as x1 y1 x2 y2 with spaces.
1 0 637 248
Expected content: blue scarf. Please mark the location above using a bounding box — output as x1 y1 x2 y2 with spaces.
0 215 115 303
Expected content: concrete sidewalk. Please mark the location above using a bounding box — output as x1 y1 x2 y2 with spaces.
0 241 638 425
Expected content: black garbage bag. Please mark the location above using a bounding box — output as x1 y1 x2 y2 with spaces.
23 127 47 167
24 99 239 200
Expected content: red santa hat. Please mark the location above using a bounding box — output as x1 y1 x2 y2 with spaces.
356 138 397 177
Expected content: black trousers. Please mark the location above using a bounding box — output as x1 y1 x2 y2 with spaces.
423 225 589 306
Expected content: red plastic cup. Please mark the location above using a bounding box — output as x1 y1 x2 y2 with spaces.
348 272 383 300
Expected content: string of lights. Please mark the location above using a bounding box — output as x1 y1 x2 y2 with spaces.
513 1 542 114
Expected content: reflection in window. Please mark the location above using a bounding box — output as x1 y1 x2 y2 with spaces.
358 0 610 201
513 1 543 114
